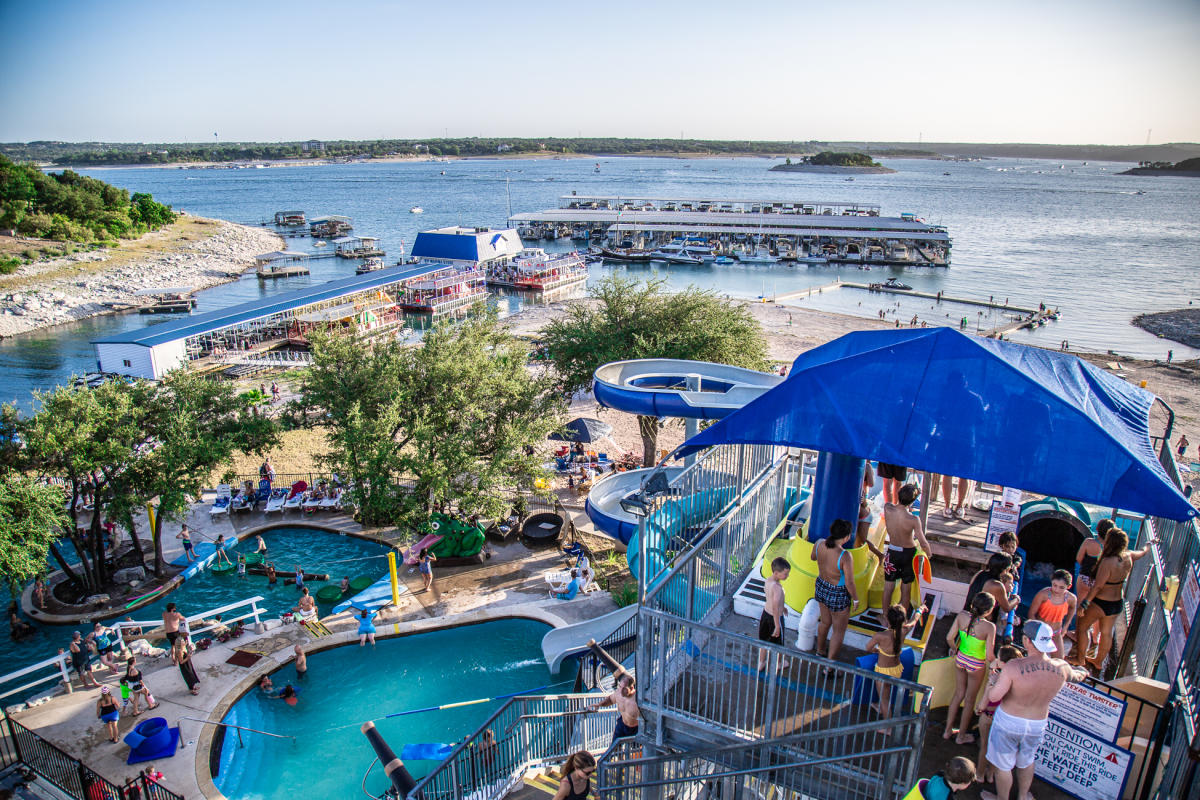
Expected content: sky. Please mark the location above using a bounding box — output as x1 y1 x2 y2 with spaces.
2 0 1198 145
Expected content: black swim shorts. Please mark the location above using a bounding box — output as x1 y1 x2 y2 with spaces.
758 610 782 644
883 545 917 584
877 463 907 481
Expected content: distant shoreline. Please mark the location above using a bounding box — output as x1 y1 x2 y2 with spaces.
1133 308 1200 349
770 163 896 174
1118 167 1200 177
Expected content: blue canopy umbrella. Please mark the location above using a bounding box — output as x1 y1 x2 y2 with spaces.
678 328 1195 521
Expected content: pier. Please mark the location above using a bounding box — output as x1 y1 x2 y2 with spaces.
770 281 845 302
840 282 1040 315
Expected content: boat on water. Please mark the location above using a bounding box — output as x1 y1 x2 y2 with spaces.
600 247 655 263
489 248 588 292
356 257 385 275
713 256 735 265
736 248 778 264
871 277 913 291
410 206 424 214
797 255 828 265
312 240 326 247
650 243 705 264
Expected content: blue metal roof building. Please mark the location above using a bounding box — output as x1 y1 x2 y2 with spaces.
410 226 524 265
92 263 440 379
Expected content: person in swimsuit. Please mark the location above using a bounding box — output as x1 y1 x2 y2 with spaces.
1071 519 1110 651
339 576 350 593
177 525 196 563
266 562 278 585
965 554 1020 633
237 554 247 579
812 519 858 664
974 644 1023 786
867 604 924 718
171 637 200 695
881 485 932 619
551 751 596 800
124 656 156 715
294 587 316 620
254 535 268 556
757 557 790 671
214 535 232 567
876 462 907 504
293 645 307 679
294 564 305 591
90 622 119 673
96 686 121 743
1028 569 1077 659
67 631 100 688
418 548 436 591
162 604 185 646
586 674 640 745
1073 528 1156 673
944 592 997 745
357 608 379 646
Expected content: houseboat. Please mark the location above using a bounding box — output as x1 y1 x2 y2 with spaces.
334 236 385 258
274 210 306 227
309 215 353 238
487 249 588 292
398 267 488 315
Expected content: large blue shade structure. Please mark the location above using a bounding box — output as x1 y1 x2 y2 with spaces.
677 328 1196 522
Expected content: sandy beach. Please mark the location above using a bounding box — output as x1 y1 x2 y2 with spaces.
0 216 281 339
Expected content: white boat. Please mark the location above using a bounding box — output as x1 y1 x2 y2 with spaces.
797 254 828 264
737 248 778 264
889 244 911 263
410 206 424 214
312 240 326 247
650 245 703 265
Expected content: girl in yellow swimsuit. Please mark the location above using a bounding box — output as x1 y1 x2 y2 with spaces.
867 603 925 718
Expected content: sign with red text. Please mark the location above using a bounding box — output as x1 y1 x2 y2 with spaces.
985 500 1020 552
1034 717 1133 800
1047 681 1126 743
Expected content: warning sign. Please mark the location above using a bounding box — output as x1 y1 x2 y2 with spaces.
1047 681 1126 743
1035 717 1133 800
985 501 1020 553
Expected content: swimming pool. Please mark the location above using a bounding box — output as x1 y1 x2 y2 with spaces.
0 527 391 683
214 618 563 800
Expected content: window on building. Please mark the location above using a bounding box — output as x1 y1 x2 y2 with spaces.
123 359 132 368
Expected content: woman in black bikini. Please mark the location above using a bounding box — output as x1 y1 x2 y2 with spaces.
1073 529 1156 672
124 656 157 715
551 751 596 800
1071 518 1111 653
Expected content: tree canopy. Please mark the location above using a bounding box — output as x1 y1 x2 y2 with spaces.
540 275 769 464
803 151 881 167
0 473 67 591
0 154 175 242
298 311 562 529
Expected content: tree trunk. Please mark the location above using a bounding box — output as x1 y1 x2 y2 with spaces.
123 512 145 562
152 509 166 578
49 542 82 592
638 415 660 467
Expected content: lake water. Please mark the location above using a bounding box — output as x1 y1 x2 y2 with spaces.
2 155 1198 410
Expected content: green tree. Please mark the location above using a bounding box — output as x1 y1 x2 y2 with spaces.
541 276 769 465
298 312 561 528
0 474 68 591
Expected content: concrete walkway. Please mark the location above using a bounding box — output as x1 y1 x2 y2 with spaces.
11 502 619 800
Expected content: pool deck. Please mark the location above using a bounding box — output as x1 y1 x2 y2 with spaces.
10 502 619 800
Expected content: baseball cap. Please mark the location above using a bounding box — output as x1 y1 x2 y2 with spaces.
1023 620 1057 653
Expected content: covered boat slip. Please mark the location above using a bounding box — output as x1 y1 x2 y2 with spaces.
399 266 488 315
554 195 881 216
92 264 445 380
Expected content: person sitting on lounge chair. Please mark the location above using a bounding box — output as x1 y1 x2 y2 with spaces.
549 570 582 600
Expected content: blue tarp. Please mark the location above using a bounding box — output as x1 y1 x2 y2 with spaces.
678 328 1195 521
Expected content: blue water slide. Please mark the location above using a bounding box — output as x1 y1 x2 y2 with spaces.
592 359 782 420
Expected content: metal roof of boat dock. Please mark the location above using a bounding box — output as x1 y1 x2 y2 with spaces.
92 263 440 347
509 208 945 233
609 222 950 242
555 195 878 209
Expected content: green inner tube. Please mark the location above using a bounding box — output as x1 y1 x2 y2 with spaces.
210 562 237 576
349 575 374 593
315 585 344 603
244 553 266 566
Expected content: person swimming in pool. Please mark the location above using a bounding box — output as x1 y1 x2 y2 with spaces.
357 608 379 646
294 564 305 591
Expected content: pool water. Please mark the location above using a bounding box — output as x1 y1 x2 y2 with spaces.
214 618 562 800
0 527 391 682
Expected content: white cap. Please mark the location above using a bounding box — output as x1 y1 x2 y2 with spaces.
1023 620 1057 653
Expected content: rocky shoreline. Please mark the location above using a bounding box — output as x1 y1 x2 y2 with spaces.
0 217 282 339
1133 308 1200 349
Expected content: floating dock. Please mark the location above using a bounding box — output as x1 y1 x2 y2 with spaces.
510 195 951 266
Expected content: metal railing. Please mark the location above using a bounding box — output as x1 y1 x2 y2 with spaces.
637 608 929 751
113 595 266 641
406 694 616 800
640 451 798 622
5 716 184 800
599 722 921 800
0 650 73 703
577 610 638 692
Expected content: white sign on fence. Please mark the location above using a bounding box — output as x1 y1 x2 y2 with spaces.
1165 562 1199 680
1047 681 1126 743
1034 717 1134 800
985 500 1021 553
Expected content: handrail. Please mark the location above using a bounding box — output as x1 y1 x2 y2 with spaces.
114 594 265 639
0 651 72 702
179 716 295 741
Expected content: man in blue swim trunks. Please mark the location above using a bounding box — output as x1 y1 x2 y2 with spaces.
586 674 640 744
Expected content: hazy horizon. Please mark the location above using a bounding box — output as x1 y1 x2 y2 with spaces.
2 0 1198 145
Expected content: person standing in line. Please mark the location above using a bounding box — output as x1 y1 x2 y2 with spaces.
812 519 858 664
1028 569 1077 659
1072 528 1156 673
96 686 121 743
66 631 100 689
944 593 997 745
1072 519 1111 655
980 621 1088 800
171 637 200 696
550 752 596 800
757 557 790 672
881 484 932 619
876 463 907 504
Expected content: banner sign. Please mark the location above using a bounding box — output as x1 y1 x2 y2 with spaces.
985 500 1020 553
1047 681 1126 743
1034 717 1133 800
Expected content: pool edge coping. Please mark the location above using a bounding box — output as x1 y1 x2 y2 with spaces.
194 603 571 800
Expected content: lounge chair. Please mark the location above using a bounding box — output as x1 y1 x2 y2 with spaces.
265 487 289 514
231 487 252 513
210 484 232 518
254 479 272 508
303 491 324 514
283 489 306 513
319 488 342 511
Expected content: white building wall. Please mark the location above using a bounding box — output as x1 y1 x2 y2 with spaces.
96 343 156 379
149 340 188 379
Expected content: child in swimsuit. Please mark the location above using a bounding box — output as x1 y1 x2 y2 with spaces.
357 608 379 646
943 592 996 745
1029 569 1077 659
973 644 1023 786
867 604 925 718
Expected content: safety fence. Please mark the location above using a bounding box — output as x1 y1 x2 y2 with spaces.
598 720 922 800
406 694 616 800
1117 440 1200 799
0 650 73 704
577 609 638 692
2 716 183 800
